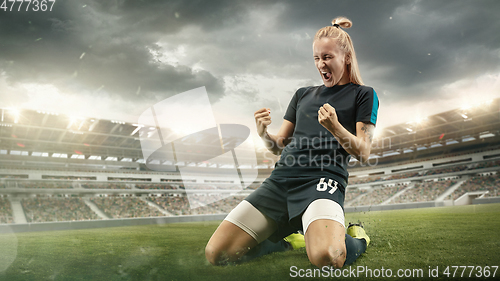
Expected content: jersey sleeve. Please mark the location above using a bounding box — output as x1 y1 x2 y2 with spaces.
283 87 305 124
356 87 379 126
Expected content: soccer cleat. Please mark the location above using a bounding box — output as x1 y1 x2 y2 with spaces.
283 233 306 250
347 222 370 246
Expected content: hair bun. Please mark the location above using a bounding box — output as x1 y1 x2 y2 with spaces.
331 17 352 29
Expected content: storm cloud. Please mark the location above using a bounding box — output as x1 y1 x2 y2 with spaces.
0 0 499 129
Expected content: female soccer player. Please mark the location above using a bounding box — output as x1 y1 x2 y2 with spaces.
205 16 379 268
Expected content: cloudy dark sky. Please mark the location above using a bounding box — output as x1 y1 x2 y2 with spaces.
1 0 500 139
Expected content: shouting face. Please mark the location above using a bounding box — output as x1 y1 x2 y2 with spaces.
313 37 350 87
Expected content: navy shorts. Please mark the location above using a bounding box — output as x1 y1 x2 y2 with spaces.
244 174 345 242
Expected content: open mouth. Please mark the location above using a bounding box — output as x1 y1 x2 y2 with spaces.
321 71 332 80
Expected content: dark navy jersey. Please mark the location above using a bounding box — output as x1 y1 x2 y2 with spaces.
271 83 379 184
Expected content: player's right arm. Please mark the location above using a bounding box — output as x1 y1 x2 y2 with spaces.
254 108 295 155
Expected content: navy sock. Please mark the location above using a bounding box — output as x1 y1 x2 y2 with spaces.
239 239 291 263
344 234 367 266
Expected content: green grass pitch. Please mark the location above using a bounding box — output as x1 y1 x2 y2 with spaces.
1 203 500 280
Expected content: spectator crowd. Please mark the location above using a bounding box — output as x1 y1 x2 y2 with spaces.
21 197 100 223
391 179 457 203
0 197 14 224
90 197 163 218
448 173 500 200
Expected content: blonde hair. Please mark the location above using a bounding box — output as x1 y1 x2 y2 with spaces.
314 17 364 85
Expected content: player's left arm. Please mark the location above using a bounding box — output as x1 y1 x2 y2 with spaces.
318 103 374 163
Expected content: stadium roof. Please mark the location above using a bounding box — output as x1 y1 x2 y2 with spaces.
1 109 143 160
1 97 499 166
371 98 500 157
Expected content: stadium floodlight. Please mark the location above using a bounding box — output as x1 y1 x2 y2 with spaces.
414 116 427 125
66 116 85 130
130 124 144 136
462 136 475 142
479 132 495 139
8 108 20 123
37 110 59 116
88 119 99 131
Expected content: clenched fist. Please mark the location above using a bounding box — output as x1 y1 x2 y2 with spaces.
254 108 272 137
318 103 340 133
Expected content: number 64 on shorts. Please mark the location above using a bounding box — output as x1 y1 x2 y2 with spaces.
316 178 338 194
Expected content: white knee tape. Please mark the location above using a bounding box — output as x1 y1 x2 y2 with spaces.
302 199 345 235
224 200 277 244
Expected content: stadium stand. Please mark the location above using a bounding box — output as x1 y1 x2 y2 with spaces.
148 195 210 215
448 173 500 200
469 159 500 170
208 195 246 213
1 100 500 225
135 183 178 190
351 185 407 206
146 194 245 215
21 197 100 223
348 176 383 185
18 181 74 189
0 197 14 224
390 179 457 203
89 197 163 218
344 188 369 204
424 165 469 176
386 172 420 180
81 183 132 189
0 174 28 179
